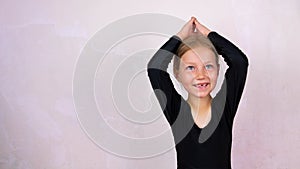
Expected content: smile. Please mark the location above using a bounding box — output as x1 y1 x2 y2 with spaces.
193 83 210 90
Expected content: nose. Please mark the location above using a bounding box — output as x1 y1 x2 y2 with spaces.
195 67 207 79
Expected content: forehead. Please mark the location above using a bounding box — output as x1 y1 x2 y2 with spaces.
181 47 216 64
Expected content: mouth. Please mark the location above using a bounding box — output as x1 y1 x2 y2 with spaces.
193 83 210 90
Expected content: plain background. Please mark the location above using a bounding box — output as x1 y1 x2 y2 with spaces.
1 0 300 168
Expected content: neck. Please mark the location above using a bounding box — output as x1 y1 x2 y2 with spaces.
187 95 212 115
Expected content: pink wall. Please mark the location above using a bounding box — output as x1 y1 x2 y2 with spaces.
1 0 299 168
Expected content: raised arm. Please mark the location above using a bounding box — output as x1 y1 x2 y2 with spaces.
147 17 198 124
208 32 249 121
193 18 249 121
147 36 182 125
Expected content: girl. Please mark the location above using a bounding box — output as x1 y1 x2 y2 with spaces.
147 17 248 168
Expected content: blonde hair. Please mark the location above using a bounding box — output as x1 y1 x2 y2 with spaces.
173 34 219 74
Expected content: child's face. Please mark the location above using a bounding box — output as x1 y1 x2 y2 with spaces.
176 47 219 99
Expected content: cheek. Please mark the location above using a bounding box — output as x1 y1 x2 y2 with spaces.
179 72 193 83
208 71 219 83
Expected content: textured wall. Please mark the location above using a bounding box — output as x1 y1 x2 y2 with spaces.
0 0 299 168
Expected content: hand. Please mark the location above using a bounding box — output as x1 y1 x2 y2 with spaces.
176 17 197 40
176 17 211 40
193 18 211 37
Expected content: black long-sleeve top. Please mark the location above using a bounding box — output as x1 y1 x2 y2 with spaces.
147 32 248 169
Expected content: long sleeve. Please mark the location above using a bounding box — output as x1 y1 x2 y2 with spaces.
148 32 249 169
147 36 182 125
208 32 249 122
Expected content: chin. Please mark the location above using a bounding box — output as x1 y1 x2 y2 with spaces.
192 92 211 99
198 95 211 99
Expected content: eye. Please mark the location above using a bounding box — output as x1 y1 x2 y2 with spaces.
205 64 213 70
186 66 195 71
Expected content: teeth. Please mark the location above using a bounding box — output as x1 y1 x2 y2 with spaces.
195 83 208 87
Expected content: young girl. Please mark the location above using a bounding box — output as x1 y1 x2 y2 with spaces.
147 17 248 168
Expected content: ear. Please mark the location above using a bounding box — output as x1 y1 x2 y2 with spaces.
217 63 220 76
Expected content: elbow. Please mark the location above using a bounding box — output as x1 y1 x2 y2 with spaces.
238 52 249 68
147 55 161 72
243 54 249 68
147 58 153 70
231 53 249 71
147 58 154 74
147 57 158 77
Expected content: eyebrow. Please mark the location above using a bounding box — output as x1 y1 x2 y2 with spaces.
183 62 196 65
183 61 213 65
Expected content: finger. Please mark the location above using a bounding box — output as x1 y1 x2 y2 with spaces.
191 17 197 25
183 17 196 30
194 19 204 31
193 18 201 26
192 21 196 32
190 17 197 30
183 18 193 28
193 19 211 36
